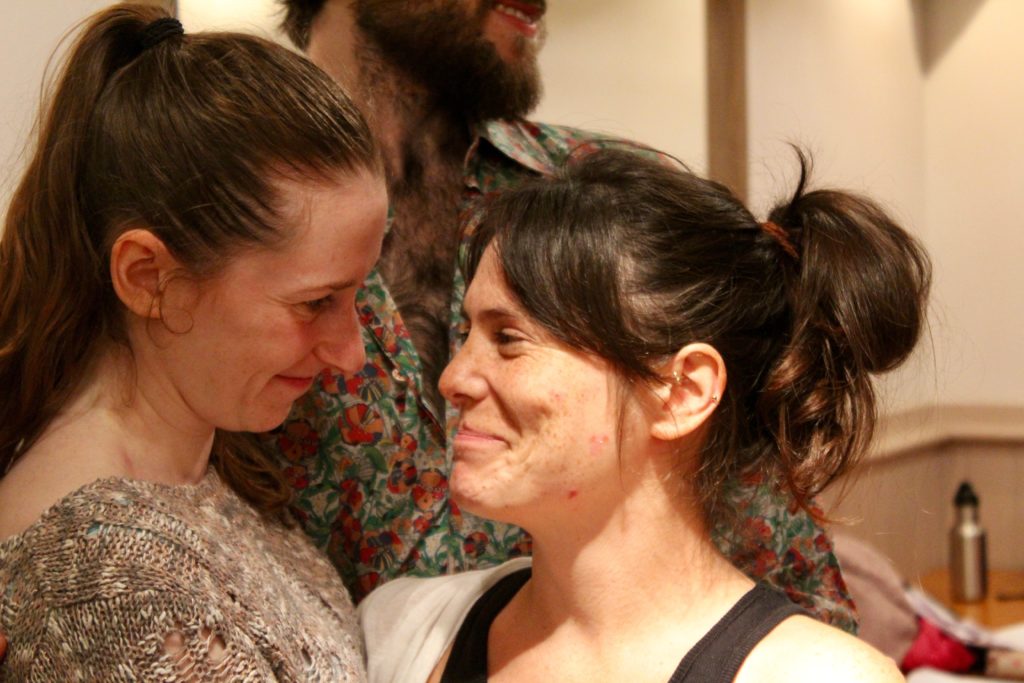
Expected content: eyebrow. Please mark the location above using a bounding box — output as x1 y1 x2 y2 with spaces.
471 306 522 323
292 278 359 295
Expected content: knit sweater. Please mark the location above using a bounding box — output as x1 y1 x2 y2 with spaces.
0 469 366 682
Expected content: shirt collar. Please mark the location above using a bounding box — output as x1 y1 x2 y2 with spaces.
469 119 561 176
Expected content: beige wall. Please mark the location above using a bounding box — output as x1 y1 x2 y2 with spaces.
747 0 926 225
535 0 707 168
923 0 1024 409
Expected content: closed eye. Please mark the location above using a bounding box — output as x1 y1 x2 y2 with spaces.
300 294 335 314
495 329 526 345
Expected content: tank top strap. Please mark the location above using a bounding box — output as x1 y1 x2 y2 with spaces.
440 567 532 683
669 582 807 683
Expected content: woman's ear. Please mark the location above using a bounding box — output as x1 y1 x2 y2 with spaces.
110 229 180 319
650 343 726 442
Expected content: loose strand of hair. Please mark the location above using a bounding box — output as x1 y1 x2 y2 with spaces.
0 5 165 472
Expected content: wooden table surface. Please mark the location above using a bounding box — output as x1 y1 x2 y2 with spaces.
919 568 1024 627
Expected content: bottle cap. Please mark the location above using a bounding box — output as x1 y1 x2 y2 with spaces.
954 481 979 507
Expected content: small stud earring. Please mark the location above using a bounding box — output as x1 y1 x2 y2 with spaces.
672 371 683 385
711 394 720 403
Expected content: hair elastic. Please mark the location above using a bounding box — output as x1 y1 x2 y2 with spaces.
760 220 799 260
140 17 184 50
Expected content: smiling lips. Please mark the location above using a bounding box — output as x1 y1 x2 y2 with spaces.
454 425 508 448
275 374 317 392
492 0 544 37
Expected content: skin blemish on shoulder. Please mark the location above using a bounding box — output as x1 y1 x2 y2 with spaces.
567 490 578 499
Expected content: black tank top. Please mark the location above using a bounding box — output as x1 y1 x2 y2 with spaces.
440 569 806 683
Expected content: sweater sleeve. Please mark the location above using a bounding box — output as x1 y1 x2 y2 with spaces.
13 571 279 682
2 475 365 682
1 504 287 682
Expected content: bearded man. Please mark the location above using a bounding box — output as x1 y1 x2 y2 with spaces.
272 0 858 632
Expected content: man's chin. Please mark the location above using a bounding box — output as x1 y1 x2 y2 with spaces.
355 0 543 123
454 61 542 123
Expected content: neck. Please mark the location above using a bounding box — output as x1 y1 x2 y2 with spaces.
530 487 749 632
47 344 214 486
307 5 471 188
359 42 472 188
497 452 754 657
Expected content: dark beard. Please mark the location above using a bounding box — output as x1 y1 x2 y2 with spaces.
354 0 543 125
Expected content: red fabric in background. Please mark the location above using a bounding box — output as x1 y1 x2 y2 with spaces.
902 617 979 673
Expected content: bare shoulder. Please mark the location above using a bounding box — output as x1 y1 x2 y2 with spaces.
0 453 73 539
0 440 125 540
737 615 904 683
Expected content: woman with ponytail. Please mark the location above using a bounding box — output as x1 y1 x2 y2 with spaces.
359 148 930 683
0 3 384 679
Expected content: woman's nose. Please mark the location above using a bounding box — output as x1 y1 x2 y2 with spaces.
439 336 487 406
314 303 366 374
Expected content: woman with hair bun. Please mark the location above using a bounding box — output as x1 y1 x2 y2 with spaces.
0 3 385 679
360 148 930 683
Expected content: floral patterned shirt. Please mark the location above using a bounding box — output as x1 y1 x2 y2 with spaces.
267 119 857 633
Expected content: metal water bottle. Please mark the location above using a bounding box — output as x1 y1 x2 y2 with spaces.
950 481 987 603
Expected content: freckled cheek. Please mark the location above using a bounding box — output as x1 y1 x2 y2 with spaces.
588 434 611 457
520 387 598 458
522 401 576 458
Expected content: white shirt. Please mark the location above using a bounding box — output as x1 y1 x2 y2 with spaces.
358 558 532 683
